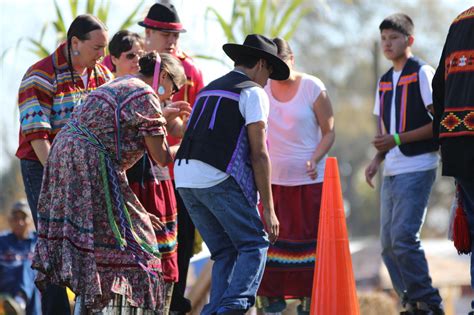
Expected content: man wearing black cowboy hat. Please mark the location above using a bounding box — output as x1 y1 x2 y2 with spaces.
137 3 204 314
174 34 288 315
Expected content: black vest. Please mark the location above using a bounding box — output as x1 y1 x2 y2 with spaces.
378 57 438 156
175 71 260 206
432 7 474 177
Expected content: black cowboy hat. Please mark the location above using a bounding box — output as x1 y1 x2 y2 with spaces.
138 3 186 33
223 34 290 80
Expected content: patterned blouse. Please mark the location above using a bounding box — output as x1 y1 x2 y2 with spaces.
16 42 113 161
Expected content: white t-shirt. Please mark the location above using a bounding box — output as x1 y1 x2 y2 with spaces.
81 73 88 88
174 71 270 188
373 64 439 176
265 74 327 185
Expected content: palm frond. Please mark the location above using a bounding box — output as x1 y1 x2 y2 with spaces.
205 7 236 43
27 38 51 59
118 0 145 30
255 0 268 34
69 0 79 18
273 0 307 36
53 0 67 35
281 7 312 39
86 0 96 14
192 54 231 68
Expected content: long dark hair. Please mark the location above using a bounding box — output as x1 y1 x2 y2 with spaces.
66 14 107 86
108 30 143 72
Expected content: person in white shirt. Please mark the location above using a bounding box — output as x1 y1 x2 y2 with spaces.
174 34 288 315
365 13 443 315
256 37 335 315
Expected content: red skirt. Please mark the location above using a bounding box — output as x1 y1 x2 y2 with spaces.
130 179 178 282
258 183 322 297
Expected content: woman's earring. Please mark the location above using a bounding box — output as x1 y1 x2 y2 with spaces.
72 50 80 56
157 85 165 95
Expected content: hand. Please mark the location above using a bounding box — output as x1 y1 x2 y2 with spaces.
263 207 279 244
149 213 165 231
306 160 318 180
162 101 192 122
365 159 381 188
372 134 396 152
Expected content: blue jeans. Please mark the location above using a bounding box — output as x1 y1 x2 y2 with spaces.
380 169 442 306
178 177 269 315
20 159 44 229
20 159 71 315
456 177 474 311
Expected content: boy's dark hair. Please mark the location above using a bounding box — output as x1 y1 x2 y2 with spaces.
234 54 261 69
379 13 414 36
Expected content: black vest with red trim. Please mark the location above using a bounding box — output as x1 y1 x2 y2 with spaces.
378 56 438 156
437 9 474 139
175 71 259 206
432 7 474 177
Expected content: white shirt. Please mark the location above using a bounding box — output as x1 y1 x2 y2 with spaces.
265 74 327 185
373 64 439 176
174 71 270 188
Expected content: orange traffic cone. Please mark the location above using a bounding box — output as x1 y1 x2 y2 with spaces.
310 157 360 315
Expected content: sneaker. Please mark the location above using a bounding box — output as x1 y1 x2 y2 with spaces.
413 302 444 315
263 298 286 313
2 295 26 315
170 296 192 314
400 303 416 315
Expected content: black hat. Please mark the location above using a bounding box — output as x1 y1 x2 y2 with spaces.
138 3 186 33
223 34 290 80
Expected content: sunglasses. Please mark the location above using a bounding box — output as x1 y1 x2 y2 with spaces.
124 51 144 60
167 73 179 95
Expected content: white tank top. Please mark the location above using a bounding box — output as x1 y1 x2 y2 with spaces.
265 74 327 185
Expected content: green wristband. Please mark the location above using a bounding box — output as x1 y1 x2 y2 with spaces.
393 133 402 146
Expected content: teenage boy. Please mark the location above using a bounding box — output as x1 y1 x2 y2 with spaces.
365 13 444 315
174 34 287 315
432 6 474 315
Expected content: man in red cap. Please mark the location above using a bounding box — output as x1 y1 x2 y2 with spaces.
138 3 204 314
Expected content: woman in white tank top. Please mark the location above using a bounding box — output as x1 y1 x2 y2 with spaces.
256 38 335 315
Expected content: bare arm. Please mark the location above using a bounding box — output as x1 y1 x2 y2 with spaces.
166 118 186 138
30 139 51 166
365 151 386 188
307 91 335 180
144 136 172 167
247 121 279 243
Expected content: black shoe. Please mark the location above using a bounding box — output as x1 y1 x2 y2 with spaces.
217 310 246 315
400 302 416 315
170 296 192 313
413 302 444 315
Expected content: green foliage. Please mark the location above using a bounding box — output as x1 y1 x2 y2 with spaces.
205 0 315 43
24 0 146 59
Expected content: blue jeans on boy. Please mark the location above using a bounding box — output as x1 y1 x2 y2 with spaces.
178 177 269 315
456 177 474 311
20 159 71 315
380 168 442 307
